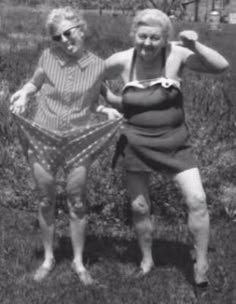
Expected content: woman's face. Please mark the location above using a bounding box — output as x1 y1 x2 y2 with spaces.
134 25 166 62
51 19 84 57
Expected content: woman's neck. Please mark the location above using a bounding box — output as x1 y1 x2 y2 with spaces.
134 53 165 80
71 48 87 60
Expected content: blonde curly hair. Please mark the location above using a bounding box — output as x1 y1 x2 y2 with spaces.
130 9 173 41
46 6 87 36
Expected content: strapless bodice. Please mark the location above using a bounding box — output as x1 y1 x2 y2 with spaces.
122 77 184 128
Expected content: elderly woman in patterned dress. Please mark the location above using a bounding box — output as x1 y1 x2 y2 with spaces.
103 9 229 288
10 6 121 285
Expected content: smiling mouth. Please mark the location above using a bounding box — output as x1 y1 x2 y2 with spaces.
65 44 74 51
142 49 154 54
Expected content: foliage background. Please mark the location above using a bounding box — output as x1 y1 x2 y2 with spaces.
0 2 235 304
0 5 235 230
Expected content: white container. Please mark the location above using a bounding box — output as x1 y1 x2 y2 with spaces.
209 10 220 30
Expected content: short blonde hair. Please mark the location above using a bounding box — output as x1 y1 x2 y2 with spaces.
130 9 173 41
46 6 87 35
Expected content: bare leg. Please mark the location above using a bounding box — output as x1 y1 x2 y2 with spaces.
32 162 56 281
126 171 154 274
38 201 55 269
173 168 210 285
66 166 93 285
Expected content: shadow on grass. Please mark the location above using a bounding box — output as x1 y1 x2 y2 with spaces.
34 234 196 286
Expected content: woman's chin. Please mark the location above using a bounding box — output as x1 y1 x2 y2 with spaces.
64 48 77 57
140 53 157 62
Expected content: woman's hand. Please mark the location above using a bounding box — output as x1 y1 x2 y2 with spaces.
176 30 229 73
104 108 122 120
178 30 199 50
10 90 28 114
97 105 122 120
100 82 123 111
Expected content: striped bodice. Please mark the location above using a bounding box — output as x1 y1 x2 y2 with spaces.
30 48 105 131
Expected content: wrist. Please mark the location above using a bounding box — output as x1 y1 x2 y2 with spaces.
22 82 37 96
185 40 197 52
96 105 106 113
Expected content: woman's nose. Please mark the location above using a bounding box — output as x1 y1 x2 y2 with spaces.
61 34 69 42
144 37 151 45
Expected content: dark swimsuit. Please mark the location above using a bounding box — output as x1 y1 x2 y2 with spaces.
113 48 197 174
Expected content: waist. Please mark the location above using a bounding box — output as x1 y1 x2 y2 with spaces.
121 121 189 151
33 107 91 131
124 107 185 128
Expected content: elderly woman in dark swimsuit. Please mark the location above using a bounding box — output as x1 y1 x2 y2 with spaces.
104 9 229 287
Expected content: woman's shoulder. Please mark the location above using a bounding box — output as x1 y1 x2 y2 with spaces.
106 48 134 66
87 51 104 62
34 47 52 65
40 47 60 61
104 48 133 79
85 51 106 68
42 47 55 57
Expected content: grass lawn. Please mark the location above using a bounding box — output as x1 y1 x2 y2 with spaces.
0 205 235 304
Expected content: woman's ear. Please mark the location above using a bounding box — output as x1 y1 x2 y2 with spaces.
162 37 168 46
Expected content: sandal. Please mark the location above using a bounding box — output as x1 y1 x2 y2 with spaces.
71 262 94 286
33 259 55 282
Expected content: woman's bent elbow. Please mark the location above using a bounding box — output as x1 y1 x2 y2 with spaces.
217 59 230 73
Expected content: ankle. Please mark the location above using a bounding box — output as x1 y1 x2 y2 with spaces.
194 262 209 284
42 256 55 268
140 259 154 273
72 259 86 273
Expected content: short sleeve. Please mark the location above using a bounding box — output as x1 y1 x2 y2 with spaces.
29 51 46 89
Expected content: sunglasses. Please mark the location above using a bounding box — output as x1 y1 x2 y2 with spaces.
52 25 80 42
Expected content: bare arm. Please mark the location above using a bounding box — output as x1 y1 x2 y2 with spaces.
10 67 45 114
95 50 130 117
100 82 123 112
104 49 132 81
178 31 229 73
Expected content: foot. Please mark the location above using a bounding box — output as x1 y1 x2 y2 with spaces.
33 259 55 282
194 263 209 289
71 262 94 286
131 262 154 279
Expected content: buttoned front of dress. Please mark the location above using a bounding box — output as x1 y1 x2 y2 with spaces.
31 47 106 131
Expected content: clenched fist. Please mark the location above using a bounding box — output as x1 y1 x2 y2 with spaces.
178 30 199 50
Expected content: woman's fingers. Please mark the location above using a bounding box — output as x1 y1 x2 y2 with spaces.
178 30 198 44
9 90 28 114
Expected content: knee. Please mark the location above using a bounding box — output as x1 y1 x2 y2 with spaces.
38 196 55 225
67 195 86 220
186 191 208 216
131 195 150 216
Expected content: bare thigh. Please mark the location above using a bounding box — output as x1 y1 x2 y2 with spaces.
31 162 56 199
66 165 89 196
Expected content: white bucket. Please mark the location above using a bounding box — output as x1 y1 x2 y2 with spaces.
209 11 220 30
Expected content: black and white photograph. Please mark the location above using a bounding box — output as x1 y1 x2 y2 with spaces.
0 0 235 303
